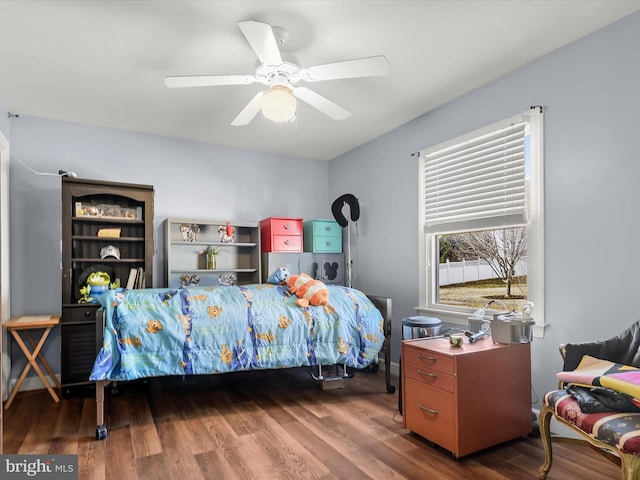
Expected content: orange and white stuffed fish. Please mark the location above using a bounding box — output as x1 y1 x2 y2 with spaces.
287 273 329 308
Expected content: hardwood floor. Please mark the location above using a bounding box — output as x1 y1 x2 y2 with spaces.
3 368 620 480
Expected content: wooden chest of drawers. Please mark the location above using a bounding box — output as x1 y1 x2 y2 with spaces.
259 217 303 252
303 219 342 253
402 337 531 458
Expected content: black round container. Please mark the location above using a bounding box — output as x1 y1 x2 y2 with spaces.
402 316 442 339
398 315 442 415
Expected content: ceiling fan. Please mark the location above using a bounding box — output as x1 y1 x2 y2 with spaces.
164 20 390 126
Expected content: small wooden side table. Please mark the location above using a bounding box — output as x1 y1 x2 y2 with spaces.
3 315 61 409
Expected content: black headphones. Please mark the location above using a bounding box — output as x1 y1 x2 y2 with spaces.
331 194 360 228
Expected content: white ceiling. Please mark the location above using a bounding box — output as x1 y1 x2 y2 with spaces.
1 1 639 161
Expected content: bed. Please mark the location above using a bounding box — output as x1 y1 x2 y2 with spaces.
89 283 393 439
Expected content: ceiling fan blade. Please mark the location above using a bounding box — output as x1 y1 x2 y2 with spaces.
237 20 283 67
293 87 351 120
231 91 264 126
164 74 256 88
300 55 390 82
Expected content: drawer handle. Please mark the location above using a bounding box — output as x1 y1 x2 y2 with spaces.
417 354 437 362
325 240 331 246
417 369 437 378
418 404 439 415
84 311 92 317
284 224 289 230
284 240 290 245
325 226 331 231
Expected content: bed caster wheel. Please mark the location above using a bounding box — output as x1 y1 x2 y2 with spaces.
96 425 108 440
386 384 396 394
369 362 380 374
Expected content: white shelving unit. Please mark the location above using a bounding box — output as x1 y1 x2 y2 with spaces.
164 218 261 287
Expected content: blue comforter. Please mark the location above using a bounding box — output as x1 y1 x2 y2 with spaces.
89 284 384 381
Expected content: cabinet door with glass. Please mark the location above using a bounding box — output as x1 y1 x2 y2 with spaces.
164 218 261 288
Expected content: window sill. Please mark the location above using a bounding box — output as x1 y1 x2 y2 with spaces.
415 306 548 339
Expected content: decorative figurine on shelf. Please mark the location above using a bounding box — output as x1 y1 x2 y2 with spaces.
179 274 200 287
218 221 236 243
218 274 237 286
180 223 200 242
79 271 111 303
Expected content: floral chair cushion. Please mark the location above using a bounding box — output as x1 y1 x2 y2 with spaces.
545 389 640 455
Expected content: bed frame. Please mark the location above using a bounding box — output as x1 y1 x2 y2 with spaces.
94 293 394 440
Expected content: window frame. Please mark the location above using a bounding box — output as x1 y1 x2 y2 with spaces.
417 108 545 336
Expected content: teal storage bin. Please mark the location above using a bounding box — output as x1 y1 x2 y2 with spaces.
303 219 342 253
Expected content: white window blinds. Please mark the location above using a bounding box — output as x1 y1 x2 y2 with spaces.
421 111 538 234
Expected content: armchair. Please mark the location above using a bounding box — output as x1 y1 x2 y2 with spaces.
539 320 640 480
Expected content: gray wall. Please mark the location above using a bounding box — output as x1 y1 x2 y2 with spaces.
0 98 10 402
2 11 640 408
0 100 9 135
330 11 640 406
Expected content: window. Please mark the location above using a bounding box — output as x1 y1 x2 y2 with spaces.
417 108 544 334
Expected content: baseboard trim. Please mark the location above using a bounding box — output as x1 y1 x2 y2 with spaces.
376 354 400 378
388 360 399 377
8 373 61 396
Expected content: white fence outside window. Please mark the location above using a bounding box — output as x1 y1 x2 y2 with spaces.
439 259 527 286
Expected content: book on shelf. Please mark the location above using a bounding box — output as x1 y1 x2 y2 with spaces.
126 268 138 289
136 267 144 289
97 228 121 238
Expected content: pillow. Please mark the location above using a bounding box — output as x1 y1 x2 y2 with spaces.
557 355 640 401
557 355 620 386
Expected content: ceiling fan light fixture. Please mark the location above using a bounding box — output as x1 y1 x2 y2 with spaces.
164 21 389 126
261 85 296 123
